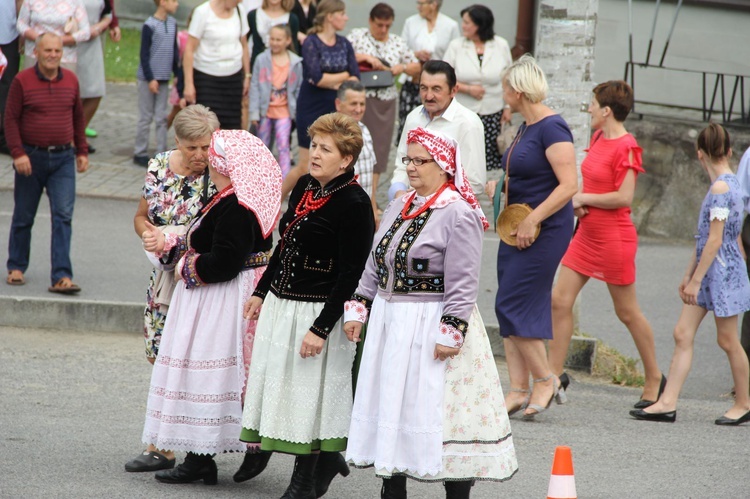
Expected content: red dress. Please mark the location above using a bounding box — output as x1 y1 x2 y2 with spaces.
561 131 644 285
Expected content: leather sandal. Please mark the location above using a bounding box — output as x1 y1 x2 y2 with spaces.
48 277 81 294
7 270 25 286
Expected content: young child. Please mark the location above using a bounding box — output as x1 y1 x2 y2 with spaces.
249 24 302 178
133 0 182 167
166 8 194 130
630 123 750 425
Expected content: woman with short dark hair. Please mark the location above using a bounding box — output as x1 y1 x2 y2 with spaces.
549 80 664 408
347 2 419 203
443 4 512 171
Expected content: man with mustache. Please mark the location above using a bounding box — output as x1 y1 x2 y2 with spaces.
389 59 485 200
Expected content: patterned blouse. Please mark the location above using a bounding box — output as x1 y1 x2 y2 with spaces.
17 0 91 63
347 27 417 101
141 151 215 358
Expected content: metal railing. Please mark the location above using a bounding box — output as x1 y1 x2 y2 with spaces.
624 62 750 125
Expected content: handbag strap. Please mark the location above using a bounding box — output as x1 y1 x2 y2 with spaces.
503 125 526 209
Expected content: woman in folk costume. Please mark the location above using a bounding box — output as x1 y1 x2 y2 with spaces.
344 127 518 499
240 112 375 498
139 129 282 485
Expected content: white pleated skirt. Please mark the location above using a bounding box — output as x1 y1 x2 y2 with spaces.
241 294 356 444
347 298 518 482
142 269 257 454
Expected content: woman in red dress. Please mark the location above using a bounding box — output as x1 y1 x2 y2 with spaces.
548 80 664 409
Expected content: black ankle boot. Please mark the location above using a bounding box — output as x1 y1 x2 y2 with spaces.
233 450 272 483
281 454 319 499
155 452 218 485
381 475 407 499
444 480 473 499
314 452 350 497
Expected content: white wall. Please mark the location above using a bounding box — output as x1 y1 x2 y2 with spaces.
594 0 750 113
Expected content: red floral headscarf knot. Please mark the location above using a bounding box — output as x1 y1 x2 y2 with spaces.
406 127 489 231
209 129 282 238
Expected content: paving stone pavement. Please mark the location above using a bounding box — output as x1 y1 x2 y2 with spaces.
0 81 502 213
1 82 163 200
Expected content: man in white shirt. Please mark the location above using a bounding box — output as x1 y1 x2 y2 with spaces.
736 147 750 367
389 60 486 199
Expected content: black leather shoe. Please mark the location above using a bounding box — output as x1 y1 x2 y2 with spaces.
629 408 676 423
125 450 175 472
633 374 667 409
233 451 271 483
315 452 350 497
444 480 474 499
381 476 407 499
281 454 319 499
715 410 750 426
133 155 150 167
155 454 217 485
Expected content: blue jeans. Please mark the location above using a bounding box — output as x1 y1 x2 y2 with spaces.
7 146 76 284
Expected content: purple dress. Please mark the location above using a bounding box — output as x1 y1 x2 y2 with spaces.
495 115 574 339
295 34 359 148
695 173 750 316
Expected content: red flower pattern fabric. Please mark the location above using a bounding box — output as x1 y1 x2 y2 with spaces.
406 127 489 231
209 129 283 238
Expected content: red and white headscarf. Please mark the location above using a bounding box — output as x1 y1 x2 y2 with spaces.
406 127 489 231
209 129 282 238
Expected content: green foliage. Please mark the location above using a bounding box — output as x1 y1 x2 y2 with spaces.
104 28 141 83
593 340 645 388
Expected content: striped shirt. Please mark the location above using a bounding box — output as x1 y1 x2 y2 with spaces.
137 15 179 82
4 66 87 159
355 122 375 197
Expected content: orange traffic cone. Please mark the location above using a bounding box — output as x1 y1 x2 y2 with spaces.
547 446 577 499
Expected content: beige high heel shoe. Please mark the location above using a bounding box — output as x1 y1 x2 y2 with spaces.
523 374 560 421
506 388 530 417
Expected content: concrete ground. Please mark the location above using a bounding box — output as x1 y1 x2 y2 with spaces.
1 82 747 498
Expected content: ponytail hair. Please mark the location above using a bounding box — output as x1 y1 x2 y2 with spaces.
308 0 346 34
697 123 731 162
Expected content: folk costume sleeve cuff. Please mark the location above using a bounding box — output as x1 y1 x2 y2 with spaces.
437 314 468 349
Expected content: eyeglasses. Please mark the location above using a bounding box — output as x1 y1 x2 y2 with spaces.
401 156 435 166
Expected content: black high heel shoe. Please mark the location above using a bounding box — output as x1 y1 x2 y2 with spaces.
315 451 350 497
629 408 676 423
557 372 570 404
155 453 218 485
633 374 667 409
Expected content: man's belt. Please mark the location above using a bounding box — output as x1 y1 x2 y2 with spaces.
26 144 73 153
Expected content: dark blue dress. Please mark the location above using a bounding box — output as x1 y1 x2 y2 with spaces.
495 114 575 339
295 34 359 148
